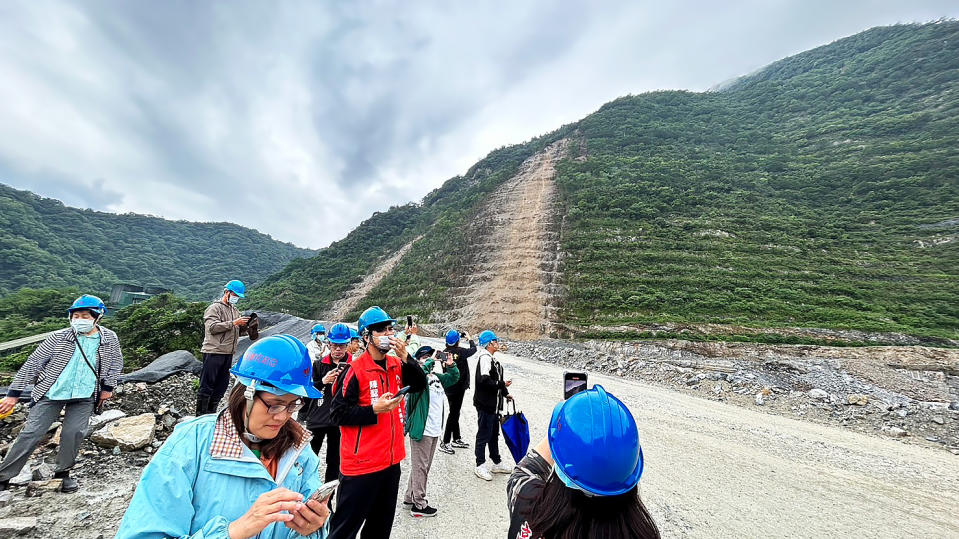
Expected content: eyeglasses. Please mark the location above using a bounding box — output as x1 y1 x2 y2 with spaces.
368 322 395 333
256 394 304 415
330 343 349 350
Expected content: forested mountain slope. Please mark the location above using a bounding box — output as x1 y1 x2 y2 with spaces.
0 183 313 299
254 22 958 342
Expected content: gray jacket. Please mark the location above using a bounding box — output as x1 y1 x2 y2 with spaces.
7 327 124 402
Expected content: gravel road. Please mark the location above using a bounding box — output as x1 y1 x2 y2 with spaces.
391 339 959 538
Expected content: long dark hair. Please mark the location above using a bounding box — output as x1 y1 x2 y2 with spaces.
227 384 304 459
525 475 660 539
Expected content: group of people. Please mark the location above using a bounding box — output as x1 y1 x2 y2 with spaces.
0 282 660 538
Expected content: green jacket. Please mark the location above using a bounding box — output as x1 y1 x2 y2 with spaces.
404 360 459 441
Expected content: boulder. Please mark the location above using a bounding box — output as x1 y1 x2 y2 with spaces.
90 413 156 451
808 389 829 400
0 517 38 535
119 350 202 384
25 479 62 497
88 409 127 429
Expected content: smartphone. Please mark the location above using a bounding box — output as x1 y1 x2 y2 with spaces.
247 312 257 323
406 315 414 328
435 351 451 362
395 385 412 397
308 479 339 502
563 371 588 400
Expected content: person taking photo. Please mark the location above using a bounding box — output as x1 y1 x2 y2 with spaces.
197 280 259 415
402 346 459 517
472 330 512 481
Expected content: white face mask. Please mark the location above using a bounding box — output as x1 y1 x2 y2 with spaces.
315 334 325 343
375 335 392 352
228 294 240 305
71 319 95 334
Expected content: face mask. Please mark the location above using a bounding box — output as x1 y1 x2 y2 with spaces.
375 335 391 351
315 334 325 343
228 295 240 305
71 319 95 334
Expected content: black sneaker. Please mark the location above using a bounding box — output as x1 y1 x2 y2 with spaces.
410 505 438 518
402 500 414 506
451 439 470 449
437 443 455 455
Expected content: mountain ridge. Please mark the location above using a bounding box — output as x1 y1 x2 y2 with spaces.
0 182 314 298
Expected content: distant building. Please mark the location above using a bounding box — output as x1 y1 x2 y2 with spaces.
109 283 173 308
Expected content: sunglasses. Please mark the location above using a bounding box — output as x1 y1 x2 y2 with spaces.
256 394 304 415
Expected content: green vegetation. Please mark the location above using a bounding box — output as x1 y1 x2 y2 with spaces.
256 22 957 342
556 22 959 340
0 183 314 299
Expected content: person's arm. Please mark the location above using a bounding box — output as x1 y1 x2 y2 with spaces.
330 369 377 426
115 427 219 539
437 364 460 389
475 354 498 390
204 304 234 336
100 330 124 393
507 439 553 513
284 451 331 538
6 331 61 398
400 356 428 392
457 340 477 358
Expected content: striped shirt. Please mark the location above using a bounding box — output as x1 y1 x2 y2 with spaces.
6 327 123 403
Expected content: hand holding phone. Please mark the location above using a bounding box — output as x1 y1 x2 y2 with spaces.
309 479 339 502
395 385 412 397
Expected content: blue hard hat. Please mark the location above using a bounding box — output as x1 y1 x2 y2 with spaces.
225 280 246 298
349 328 360 340
478 330 498 346
445 330 461 347
311 324 326 336
548 385 643 496
328 323 351 344
357 306 395 335
230 335 322 399
68 295 106 317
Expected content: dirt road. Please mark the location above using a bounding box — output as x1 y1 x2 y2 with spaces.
392 339 959 538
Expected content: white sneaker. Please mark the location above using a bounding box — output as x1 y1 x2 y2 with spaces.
490 462 512 474
474 464 493 481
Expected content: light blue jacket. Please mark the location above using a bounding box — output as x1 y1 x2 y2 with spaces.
115 413 329 539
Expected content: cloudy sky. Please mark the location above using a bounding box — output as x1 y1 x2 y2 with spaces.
1 1 957 248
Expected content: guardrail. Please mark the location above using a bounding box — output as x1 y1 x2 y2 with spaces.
0 331 55 352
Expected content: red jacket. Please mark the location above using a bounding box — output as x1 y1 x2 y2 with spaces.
331 349 426 476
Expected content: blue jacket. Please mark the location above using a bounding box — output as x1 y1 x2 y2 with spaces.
115 413 329 539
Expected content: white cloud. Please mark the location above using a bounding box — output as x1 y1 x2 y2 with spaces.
0 0 957 248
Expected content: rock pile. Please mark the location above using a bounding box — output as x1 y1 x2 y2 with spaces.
506 339 959 454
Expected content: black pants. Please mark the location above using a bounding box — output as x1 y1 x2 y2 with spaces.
309 425 341 483
329 464 401 539
442 389 466 443
199 353 232 409
474 409 501 467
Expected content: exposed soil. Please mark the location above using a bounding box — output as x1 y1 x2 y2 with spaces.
447 139 570 339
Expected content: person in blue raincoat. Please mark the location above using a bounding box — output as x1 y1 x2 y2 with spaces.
116 335 331 539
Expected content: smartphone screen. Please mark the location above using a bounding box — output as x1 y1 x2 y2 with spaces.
563 372 588 400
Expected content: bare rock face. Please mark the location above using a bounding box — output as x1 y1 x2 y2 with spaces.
90 413 156 451
88 409 128 429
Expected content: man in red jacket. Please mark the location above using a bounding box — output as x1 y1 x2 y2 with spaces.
329 306 427 539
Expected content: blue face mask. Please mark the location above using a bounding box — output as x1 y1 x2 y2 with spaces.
228 295 240 305
71 319 95 334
